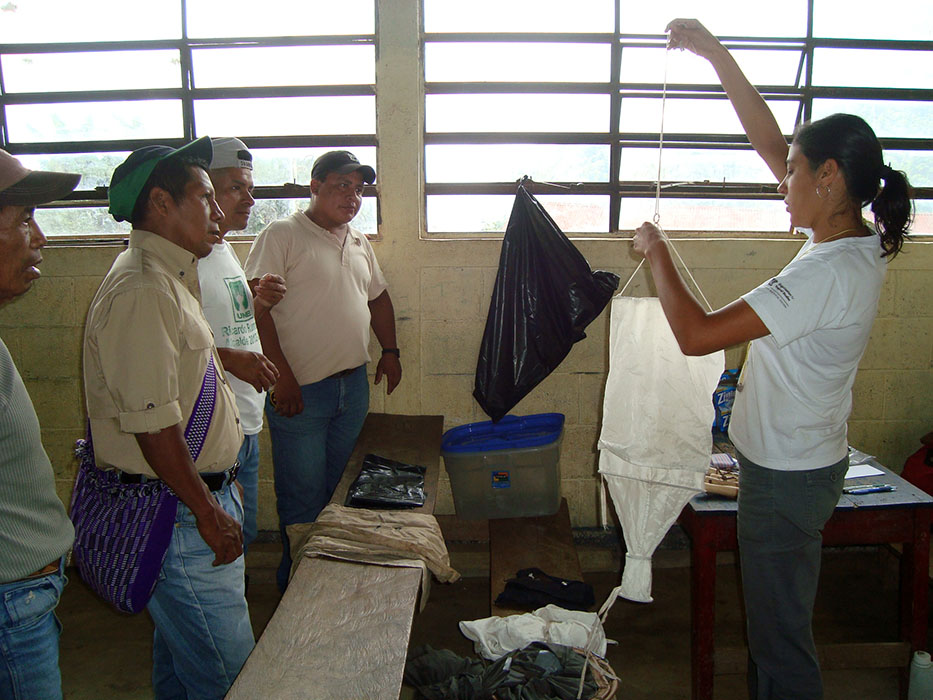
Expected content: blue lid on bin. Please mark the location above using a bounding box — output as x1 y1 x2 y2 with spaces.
441 413 565 453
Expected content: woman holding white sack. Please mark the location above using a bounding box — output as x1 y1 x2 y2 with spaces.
633 19 914 700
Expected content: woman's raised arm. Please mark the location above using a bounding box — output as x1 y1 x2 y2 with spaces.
666 19 789 182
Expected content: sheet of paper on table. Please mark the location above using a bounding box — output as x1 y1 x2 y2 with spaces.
845 446 883 479
845 463 884 479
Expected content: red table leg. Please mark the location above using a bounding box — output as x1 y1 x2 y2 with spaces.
690 522 717 700
899 510 931 699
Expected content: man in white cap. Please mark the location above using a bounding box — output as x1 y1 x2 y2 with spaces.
199 137 285 555
0 150 79 700
245 150 402 591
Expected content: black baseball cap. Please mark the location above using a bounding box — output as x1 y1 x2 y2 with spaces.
310 150 375 184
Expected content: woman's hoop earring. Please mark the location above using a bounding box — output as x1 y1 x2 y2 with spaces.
815 184 831 199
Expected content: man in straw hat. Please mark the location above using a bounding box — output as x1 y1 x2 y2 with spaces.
0 149 79 700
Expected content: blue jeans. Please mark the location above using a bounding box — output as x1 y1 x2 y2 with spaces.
236 433 260 551
0 558 66 700
265 365 369 591
737 452 847 700
147 481 255 700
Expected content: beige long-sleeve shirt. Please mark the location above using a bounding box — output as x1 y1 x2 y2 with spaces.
83 230 242 477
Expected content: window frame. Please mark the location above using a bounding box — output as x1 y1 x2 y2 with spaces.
0 20 378 241
422 8 933 237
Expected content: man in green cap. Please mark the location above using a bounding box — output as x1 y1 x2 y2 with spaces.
81 137 254 698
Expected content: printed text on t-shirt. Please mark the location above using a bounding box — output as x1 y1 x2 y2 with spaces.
764 278 793 308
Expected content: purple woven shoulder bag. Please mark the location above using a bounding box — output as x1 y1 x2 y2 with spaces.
71 355 217 614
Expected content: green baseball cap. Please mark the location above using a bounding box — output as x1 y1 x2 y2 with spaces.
108 136 213 222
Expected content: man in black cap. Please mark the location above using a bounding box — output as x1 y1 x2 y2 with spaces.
245 150 401 591
0 149 79 700
81 138 254 698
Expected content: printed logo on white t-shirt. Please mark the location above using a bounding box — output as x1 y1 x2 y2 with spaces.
224 276 253 323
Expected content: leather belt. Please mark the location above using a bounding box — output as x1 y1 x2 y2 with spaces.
327 366 360 380
118 461 240 492
15 560 58 582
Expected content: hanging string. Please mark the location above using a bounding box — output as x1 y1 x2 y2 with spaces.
653 46 670 226
620 41 714 313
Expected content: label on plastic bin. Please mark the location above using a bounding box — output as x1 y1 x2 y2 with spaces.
491 470 511 489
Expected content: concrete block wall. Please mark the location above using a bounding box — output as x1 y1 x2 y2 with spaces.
4 236 928 533
5 0 930 532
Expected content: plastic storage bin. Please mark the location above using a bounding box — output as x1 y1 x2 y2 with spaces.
441 413 564 520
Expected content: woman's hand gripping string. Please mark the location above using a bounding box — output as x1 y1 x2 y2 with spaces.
632 221 669 260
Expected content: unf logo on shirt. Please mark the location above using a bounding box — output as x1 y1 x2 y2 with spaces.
224 276 253 323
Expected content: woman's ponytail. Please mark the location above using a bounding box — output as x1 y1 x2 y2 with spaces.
871 165 913 258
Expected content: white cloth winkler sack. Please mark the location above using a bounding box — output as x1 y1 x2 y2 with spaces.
598 295 723 604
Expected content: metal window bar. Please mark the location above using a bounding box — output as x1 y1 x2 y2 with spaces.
422 7 933 233
0 21 379 233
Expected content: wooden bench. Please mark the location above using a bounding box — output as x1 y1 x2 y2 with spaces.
489 497 583 615
226 413 443 700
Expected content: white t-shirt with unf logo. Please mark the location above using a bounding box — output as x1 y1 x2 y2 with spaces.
199 240 266 435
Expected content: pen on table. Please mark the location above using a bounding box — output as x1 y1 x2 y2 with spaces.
843 483 897 495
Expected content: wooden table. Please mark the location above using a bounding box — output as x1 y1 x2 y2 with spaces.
489 498 583 616
226 413 443 700
679 461 932 700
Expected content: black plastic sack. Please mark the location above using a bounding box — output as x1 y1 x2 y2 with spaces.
344 453 426 509
474 182 619 422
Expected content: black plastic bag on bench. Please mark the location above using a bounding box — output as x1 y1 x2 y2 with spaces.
344 453 427 509
474 180 619 422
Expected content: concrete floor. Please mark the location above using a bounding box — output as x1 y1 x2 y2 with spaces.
56 544 922 699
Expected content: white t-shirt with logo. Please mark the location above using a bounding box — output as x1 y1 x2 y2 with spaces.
729 234 886 471
198 240 266 435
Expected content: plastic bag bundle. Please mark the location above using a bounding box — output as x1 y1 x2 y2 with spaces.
344 453 426 509
474 182 619 422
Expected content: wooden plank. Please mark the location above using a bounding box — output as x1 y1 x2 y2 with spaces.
435 514 490 543
227 413 444 700
714 642 912 675
226 559 422 700
489 498 582 616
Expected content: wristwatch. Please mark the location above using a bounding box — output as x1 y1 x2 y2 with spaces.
381 348 400 358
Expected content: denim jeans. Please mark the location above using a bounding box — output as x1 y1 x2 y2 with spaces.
236 433 260 551
147 481 255 700
737 452 847 700
0 557 66 700
265 364 369 591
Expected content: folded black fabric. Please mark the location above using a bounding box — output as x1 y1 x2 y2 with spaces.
404 642 597 700
344 453 426 509
494 567 595 612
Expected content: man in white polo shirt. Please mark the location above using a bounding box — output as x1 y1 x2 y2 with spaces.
245 150 401 591
199 137 285 553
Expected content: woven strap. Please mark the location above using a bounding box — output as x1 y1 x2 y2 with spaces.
183 354 217 462
71 352 222 613
82 352 218 467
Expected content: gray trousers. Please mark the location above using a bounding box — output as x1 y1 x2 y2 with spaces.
736 452 847 700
